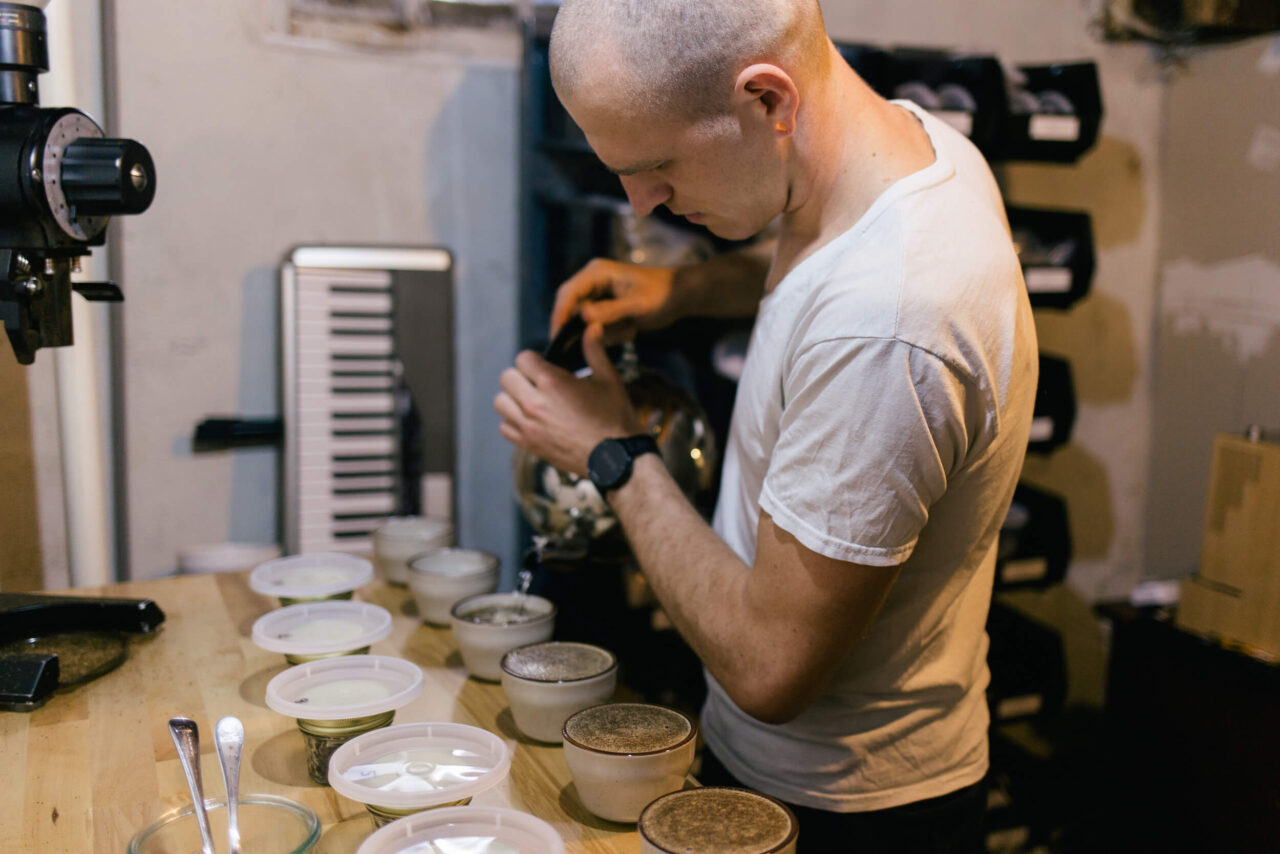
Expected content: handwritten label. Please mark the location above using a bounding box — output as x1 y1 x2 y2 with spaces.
1029 114 1080 142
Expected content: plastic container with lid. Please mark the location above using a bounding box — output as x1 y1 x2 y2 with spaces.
356 805 564 854
252 600 393 664
250 553 374 605
329 722 512 827
373 516 454 586
639 787 798 854
500 641 618 743
266 655 424 784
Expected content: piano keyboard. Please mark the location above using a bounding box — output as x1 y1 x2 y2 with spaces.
282 247 455 556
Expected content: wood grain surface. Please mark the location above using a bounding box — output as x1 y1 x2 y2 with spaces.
2 572 645 853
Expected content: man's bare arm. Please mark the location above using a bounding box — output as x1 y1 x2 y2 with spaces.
550 240 775 343
609 454 900 724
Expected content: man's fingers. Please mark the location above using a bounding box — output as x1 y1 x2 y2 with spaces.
493 390 524 423
551 262 615 335
498 420 524 446
514 349 565 387
499 365 539 408
583 322 620 385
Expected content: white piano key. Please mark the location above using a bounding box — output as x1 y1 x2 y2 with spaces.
332 475 397 492
299 392 394 414
328 317 395 335
300 490 395 517
327 375 396 392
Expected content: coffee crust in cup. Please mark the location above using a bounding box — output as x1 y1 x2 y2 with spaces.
502 642 616 682
563 703 694 755
639 787 798 854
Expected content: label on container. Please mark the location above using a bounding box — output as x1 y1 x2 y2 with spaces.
1002 557 1049 583
1028 416 1054 442
1029 114 1080 142
997 694 1043 719
1025 267 1073 294
933 110 973 137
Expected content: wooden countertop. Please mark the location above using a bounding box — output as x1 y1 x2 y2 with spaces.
2 572 643 853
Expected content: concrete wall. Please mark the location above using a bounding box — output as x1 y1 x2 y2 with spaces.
819 1 1164 705
108 0 522 579
1146 36 1280 579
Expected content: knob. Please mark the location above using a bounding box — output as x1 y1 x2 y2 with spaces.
60 137 156 216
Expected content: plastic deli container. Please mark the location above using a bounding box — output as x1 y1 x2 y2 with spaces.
250 553 374 605
328 722 512 828
373 517 454 586
265 655 424 784
356 805 564 854
252 601 393 664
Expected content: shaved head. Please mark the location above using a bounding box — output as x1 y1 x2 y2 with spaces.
550 0 829 121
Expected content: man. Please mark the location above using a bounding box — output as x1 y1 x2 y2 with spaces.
494 1 1037 850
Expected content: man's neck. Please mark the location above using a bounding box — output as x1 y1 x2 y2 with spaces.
767 49 935 291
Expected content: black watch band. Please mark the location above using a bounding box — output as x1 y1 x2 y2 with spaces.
587 434 660 498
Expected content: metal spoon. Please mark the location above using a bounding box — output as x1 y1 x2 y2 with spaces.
215 716 245 854
168 716 216 854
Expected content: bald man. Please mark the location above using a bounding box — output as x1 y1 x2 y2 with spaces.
495 2 1037 850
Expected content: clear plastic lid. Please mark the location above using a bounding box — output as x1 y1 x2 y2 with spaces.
355 806 564 854
329 722 512 810
252 601 392 656
250 553 374 599
265 655 423 720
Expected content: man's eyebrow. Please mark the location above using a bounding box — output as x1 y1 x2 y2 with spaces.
606 159 668 176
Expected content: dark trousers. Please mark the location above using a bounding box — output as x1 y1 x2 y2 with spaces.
698 749 987 854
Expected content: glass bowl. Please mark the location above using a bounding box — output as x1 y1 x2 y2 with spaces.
128 793 320 854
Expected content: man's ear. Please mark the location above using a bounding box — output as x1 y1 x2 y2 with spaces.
733 63 800 137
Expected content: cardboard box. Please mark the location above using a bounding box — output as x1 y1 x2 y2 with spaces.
1176 435 1280 657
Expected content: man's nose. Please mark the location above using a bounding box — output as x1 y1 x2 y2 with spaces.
619 174 673 217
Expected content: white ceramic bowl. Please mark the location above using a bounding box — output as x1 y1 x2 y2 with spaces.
249 553 373 605
408 548 500 626
561 703 696 823
356 805 564 854
328 722 511 827
639 787 799 854
500 641 617 743
373 516 454 585
252 600 392 664
449 592 555 682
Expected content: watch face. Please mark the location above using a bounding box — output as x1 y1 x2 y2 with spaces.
588 440 630 491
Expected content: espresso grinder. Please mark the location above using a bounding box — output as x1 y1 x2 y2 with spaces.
512 315 718 706
0 2 161 711
0 1 156 365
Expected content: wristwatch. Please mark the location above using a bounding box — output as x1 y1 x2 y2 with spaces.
587 434 660 498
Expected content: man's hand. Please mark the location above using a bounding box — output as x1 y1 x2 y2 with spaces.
495 323 643 476
550 259 683 346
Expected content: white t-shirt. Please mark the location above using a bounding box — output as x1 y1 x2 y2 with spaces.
704 101 1038 813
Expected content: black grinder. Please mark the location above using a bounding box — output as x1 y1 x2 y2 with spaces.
0 1 156 364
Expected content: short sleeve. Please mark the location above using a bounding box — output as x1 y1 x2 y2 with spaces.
757 337 974 566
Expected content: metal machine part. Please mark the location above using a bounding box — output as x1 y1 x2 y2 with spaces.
0 2 156 364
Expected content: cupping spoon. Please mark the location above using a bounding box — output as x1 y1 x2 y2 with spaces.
168 716 216 854
215 716 245 854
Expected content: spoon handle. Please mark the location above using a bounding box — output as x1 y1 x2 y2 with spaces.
215 717 245 854
168 717 216 854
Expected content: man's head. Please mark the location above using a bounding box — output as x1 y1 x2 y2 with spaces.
549 0 831 240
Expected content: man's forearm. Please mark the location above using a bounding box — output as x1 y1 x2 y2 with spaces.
675 240 773 320
607 455 776 710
